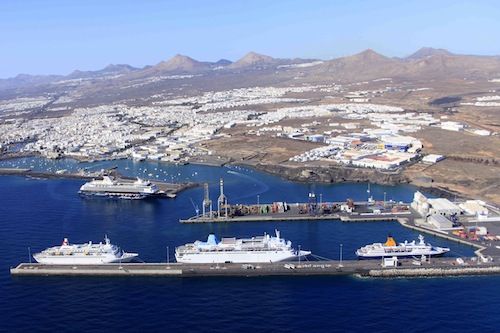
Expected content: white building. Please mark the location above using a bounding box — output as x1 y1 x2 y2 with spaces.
427 198 462 217
441 121 465 132
412 191 461 218
459 200 489 216
422 154 445 164
427 214 453 230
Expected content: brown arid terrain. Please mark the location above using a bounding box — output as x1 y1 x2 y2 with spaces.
1 47 499 204
408 128 500 203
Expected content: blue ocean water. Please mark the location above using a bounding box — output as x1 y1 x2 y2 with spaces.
0 159 498 332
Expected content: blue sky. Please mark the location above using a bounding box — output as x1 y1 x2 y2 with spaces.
1 0 499 78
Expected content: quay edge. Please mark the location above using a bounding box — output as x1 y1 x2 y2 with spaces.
10 259 500 278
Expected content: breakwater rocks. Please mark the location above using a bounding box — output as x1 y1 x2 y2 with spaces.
369 265 500 278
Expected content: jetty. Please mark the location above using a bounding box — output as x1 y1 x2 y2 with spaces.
10 257 500 278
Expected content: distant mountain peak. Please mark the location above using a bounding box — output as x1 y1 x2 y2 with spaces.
215 59 233 66
154 54 207 72
229 52 275 68
406 47 453 60
102 64 135 72
354 49 389 61
241 51 274 62
164 54 199 65
336 49 392 66
171 54 196 61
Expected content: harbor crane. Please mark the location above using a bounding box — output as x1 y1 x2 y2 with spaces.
217 178 228 218
202 183 212 218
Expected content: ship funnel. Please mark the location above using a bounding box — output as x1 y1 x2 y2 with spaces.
206 233 218 245
384 235 396 247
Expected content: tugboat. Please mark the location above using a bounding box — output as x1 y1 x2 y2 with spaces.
356 234 450 259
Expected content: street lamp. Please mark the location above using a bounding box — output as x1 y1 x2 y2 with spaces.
298 245 301 264
339 244 344 268
257 195 260 214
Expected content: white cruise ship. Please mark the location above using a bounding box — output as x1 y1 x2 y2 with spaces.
33 236 138 264
175 230 311 264
356 235 450 259
79 176 159 199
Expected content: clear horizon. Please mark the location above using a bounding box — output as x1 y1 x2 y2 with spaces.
1 0 499 78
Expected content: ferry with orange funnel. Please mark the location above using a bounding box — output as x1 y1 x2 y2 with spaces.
356 235 450 259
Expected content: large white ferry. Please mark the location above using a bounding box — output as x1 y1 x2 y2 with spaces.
79 176 158 199
175 230 311 263
356 235 450 259
33 236 138 264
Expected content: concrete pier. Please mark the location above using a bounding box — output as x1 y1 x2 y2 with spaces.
180 210 410 223
10 258 500 278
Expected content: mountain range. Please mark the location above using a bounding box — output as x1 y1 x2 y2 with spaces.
1 47 500 102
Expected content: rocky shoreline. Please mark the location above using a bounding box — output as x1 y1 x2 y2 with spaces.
0 153 473 202
249 162 467 201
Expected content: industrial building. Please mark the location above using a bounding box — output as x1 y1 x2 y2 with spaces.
427 214 453 230
441 121 465 132
459 200 489 217
427 198 462 217
411 191 462 218
422 154 445 164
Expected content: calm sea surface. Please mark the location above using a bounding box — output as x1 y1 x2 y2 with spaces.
0 158 498 332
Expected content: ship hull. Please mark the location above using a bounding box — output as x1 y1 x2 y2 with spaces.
356 248 449 259
33 253 138 265
79 191 149 199
175 250 309 264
